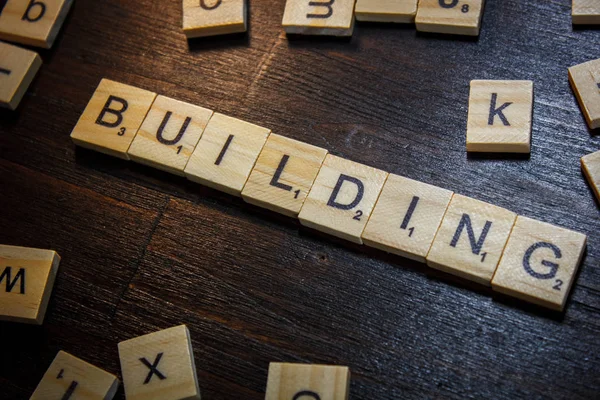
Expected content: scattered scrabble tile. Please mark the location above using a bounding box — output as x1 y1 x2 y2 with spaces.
30 350 119 400
0 244 60 324
0 0 74 48
415 0 485 36
491 216 587 311
362 175 453 262
184 113 270 196
183 0 247 38
298 155 388 244
265 363 350 400
118 325 201 400
282 0 356 36
355 0 418 23
127 95 214 176
572 0 600 24
71 79 157 160
466 80 534 153
0 41 42 110
241 134 328 217
582 150 600 203
426 194 516 285
569 58 600 130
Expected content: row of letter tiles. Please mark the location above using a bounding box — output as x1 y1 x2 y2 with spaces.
69 79 587 312
0 244 60 325
572 0 600 24
0 41 42 110
569 57 600 130
0 0 73 49
182 0 248 38
582 150 600 203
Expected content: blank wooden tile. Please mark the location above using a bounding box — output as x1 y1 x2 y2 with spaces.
572 0 600 24
0 0 73 48
491 216 587 311
569 58 600 129
70 79 157 160
0 244 60 324
362 175 453 262
0 41 41 111
183 0 247 38
241 134 328 217
184 113 270 196
118 325 201 400
128 96 214 176
415 0 485 36
282 0 356 36
31 350 119 400
298 155 388 244
265 363 350 400
466 80 534 153
426 194 516 285
582 150 600 203
355 0 418 23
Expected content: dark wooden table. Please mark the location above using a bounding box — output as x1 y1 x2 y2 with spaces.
1 0 599 399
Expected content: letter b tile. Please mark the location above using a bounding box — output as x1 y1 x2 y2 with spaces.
298 155 388 244
426 194 516 285
118 325 201 400
491 216 586 311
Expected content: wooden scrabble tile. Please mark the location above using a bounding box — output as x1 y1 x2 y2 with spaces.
572 0 600 24
426 194 516 285
31 350 119 400
183 0 247 38
282 0 356 36
0 41 42 111
184 113 270 196
298 155 388 244
415 0 485 36
70 79 157 160
355 0 418 23
128 95 214 176
241 134 328 217
466 80 534 153
265 363 350 400
0 0 73 48
569 58 600 130
582 150 600 203
0 244 60 324
491 216 587 311
362 175 453 262
118 325 201 400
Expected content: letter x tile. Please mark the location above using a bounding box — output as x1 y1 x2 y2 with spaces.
118 325 201 400
298 155 388 244
492 216 586 311
426 194 516 286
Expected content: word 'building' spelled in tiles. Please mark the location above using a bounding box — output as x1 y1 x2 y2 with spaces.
572 0 600 24
183 0 247 38
70 79 588 312
569 57 600 130
265 363 350 400
0 0 74 48
282 0 356 36
415 0 486 36
0 41 42 110
119 325 201 400
0 244 60 324
31 351 119 400
467 80 534 153
355 0 419 23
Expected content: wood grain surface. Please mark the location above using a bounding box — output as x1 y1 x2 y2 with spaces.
1 0 599 399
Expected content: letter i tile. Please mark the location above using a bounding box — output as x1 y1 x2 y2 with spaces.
118 325 201 400
298 155 388 244
491 216 586 311
127 95 214 176
426 194 516 285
